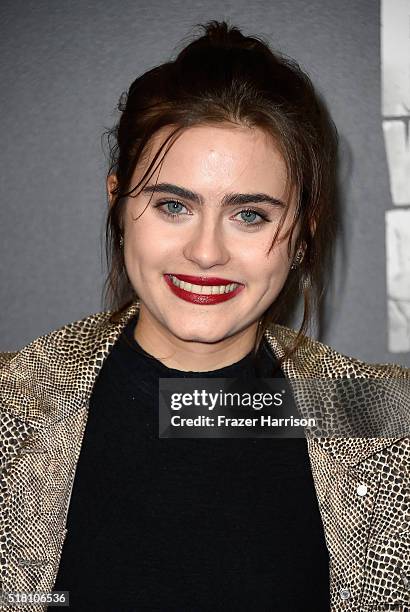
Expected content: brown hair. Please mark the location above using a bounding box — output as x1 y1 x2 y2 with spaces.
102 20 338 367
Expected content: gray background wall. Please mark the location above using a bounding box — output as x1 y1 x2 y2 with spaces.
1 0 408 367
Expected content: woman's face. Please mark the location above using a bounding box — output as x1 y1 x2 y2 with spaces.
110 124 299 351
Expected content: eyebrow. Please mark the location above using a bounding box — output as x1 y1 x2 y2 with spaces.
140 182 286 208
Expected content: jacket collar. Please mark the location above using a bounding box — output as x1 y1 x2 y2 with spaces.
1 300 408 469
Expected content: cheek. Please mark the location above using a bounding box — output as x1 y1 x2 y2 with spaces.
125 226 175 279
248 243 292 283
128 209 181 252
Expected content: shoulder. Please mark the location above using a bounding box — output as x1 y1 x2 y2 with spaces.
0 309 114 368
269 324 409 455
0 306 139 424
268 322 409 380
0 301 141 367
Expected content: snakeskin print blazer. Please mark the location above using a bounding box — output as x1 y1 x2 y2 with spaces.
0 300 409 612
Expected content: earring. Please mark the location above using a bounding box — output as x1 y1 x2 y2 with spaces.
300 273 311 290
291 247 304 270
119 235 124 248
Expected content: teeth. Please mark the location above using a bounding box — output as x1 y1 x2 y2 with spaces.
170 276 239 295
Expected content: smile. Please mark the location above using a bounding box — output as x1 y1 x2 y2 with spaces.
164 274 244 305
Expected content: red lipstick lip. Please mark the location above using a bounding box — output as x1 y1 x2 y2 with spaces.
166 274 241 286
164 274 244 305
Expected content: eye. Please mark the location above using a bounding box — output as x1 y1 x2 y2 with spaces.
234 209 271 228
155 200 190 221
154 200 272 229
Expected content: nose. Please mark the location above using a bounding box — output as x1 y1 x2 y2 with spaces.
182 218 230 269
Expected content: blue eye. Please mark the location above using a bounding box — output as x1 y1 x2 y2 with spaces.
162 201 186 215
154 200 271 228
233 208 272 228
239 210 258 223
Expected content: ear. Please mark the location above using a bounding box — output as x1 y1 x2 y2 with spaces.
107 174 118 207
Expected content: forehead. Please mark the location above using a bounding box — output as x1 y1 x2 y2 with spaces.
135 123 290 196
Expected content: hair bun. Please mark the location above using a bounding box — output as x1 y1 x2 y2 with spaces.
200 20 244 46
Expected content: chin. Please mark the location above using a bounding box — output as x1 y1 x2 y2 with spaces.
171 324 225 344
176 331 221 343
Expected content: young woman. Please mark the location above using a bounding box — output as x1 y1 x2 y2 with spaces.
1 20 409 612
